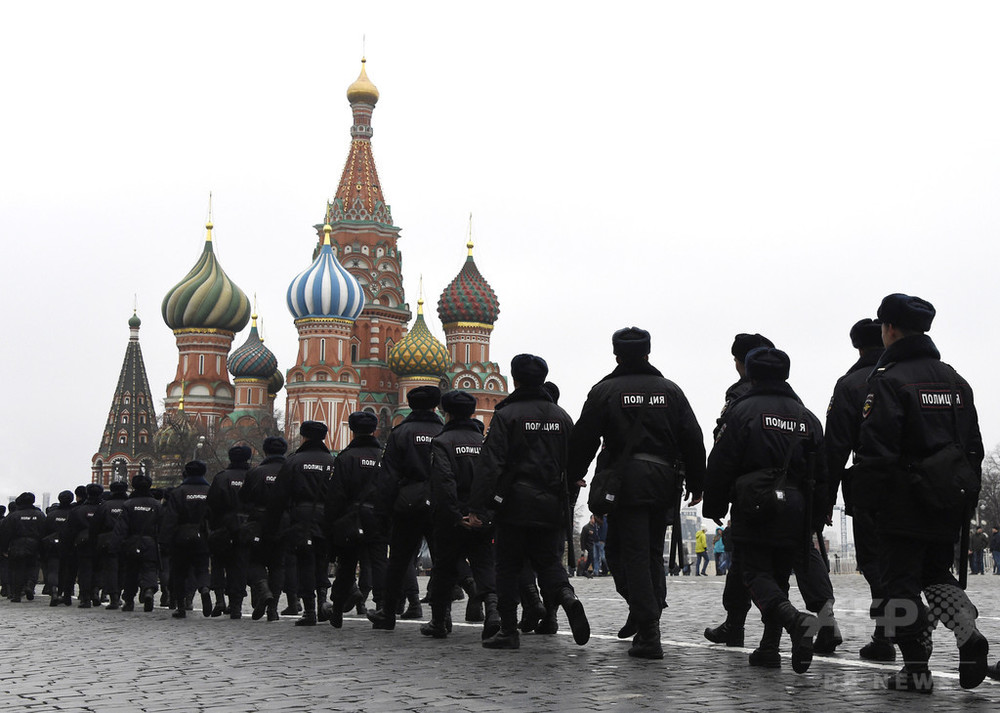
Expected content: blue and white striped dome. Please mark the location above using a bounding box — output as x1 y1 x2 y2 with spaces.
286 225 365 321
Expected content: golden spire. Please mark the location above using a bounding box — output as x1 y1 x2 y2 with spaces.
323 224 332 246
178 380 186 412
252 294 258 327
418 275 424 315
205 192 214 241
467 212 474 257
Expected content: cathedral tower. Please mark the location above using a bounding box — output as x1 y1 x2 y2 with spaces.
387 296 451 425
91 311 159 485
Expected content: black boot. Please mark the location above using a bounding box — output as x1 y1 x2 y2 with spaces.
535 603 559 635
482 594 501 640
251 580 274 621
229 595 244 619
316 589 331 622
172 606 186 619
280 593 301 616
958 630 989 689
559 589 590 646
518 584 546 633
211 590 227 617
142 588 156 613
121 597 135 612
105 593 121 611
400 594 423 620
628 623 664 659
985 660 1000 682
773 601 816 674
341 584 364 612
327 591 344 629
295 596 317 626
49 595 61 607
200 588 213 617
618 613 637 639
812 601 843 655
859 626 896 662
886 639 934 694
704 619 745 647
749 621 782 668
266 599 279 622
483 613 520 650
367 607 396 630
420 603 449 639
463 577 484 622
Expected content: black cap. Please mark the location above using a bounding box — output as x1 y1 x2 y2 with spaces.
74 485 87 498
300 421 328 441
58 490 74 505
877 293 935 332
441 390 477 418
849 318 884 349
131 474 152 491
612 327 651 360
183 460 207 479
262 436 288 455
745 347 791 382
15 492 35 508
732 333 775 362
85 483 104 499
542 381 560 404
510 353 548 386
407 385 441 411
228 445 252 465
110 480 128 494
348 411 379 434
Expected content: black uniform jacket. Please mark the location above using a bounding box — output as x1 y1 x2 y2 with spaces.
159 476 211 548
0 505 44 554
45 504 75 551
469 386 574 529
382 410 444 495
823 349 883 513
269 440 335 542
240 455 287 537
207 463 250 534
429 418 485 526
714 377 752 439
326 434 386 537
703 381 826 547
568 362 707 508
854 335 983 542
113 493 162 548
67 498 103 552
91 493 128 547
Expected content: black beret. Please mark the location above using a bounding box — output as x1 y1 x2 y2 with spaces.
228 445 252 465
131 474 152 491
183 460 207 478
300 420 329 441
732 333 775 362
85 483 104 498
58 490 74 505
348 411 379 434
262 436 288 455
441 390 477 418
877 293 935 332
110 480 128 493
407 385 441 411
745 347 791 382
510 353 548 387
612 327 651 359
542 381 560 404
849 318 884 349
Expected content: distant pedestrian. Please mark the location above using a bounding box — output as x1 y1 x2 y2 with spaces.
695 528 709 576
713 527 726 575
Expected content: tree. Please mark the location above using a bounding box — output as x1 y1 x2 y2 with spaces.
976 445 1000 529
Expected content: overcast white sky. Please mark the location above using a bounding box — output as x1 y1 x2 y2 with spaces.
2 2 998 544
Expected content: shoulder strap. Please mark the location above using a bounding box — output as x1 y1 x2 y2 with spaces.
778 405 806 477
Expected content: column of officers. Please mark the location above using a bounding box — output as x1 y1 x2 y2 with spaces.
1 293 997 692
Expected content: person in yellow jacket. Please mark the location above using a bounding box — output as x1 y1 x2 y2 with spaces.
695 528 709 576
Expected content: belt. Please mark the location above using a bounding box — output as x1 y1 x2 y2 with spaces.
632 453 671 466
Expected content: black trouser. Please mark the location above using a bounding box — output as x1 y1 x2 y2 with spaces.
330 540 386 606
494 524 571 620
877 535 978 654
429 522 495 611
45 551 61 595
122 537 159 597
724 543 832 625
294 538 329 599
8 543 39 599
247 539 284 603
361 540 388 606
382 512 434 614
170 545 210 602
852 508 885 623
58 545 76 597
604 506 669 626
76 550 96 602
741 542 804 621
96 546 121 600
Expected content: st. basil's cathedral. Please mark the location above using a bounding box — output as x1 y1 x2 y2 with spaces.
91 60 508 486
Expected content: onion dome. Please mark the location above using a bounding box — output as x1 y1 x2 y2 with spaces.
287 224 365 321
229 314 278 379
128 311 141 329
388 298 451 378
162 220 252 332
268 368 284 396
438 238 500 325
347 58 379 105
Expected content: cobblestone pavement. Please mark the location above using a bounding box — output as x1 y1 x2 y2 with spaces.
2 573 999 712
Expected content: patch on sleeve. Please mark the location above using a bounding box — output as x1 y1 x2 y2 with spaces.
826 395 834 416
862 393 874 419
714 422 727 444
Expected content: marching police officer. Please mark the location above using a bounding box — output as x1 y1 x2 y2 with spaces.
68 483 104 608
703 348 824 675
114 473 162 612
421 390 499 640
44 490 75 606
240 436 288 621
824 318 894 661
207 445 253 618
568 327 706 659
854 294 989 692
325 411 384 628
0 492 45 602
367 386 444 630
160 460 213 619
269 420 335 626
92 479 129 609
468 354 590 650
